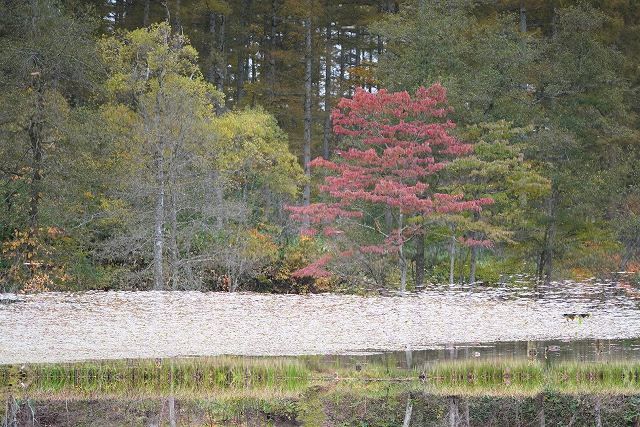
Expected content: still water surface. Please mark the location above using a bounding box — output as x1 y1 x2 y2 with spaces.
3 279 640 425
2 279 640 364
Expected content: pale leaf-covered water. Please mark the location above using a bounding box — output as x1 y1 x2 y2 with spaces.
1 279 640 364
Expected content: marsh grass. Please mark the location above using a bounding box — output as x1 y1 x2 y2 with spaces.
420 359 544 396
549 361 640 394
415 359 640 396
2 356 640 399
1 356 311 399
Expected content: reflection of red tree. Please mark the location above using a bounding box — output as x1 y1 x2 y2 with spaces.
288 85 493 280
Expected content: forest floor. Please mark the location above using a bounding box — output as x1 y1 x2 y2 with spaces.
1 282 639 364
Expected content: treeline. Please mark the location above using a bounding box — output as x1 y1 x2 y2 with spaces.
0 0 638 292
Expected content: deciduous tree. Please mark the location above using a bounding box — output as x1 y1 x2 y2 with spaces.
288 85 492 290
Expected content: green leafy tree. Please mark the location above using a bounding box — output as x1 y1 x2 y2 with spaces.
0 0 100 291
98 24 304 290
444 121 550 283
375 2 639 281
99 23 224 289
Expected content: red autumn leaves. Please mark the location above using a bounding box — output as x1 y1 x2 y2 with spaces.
287 84 494 278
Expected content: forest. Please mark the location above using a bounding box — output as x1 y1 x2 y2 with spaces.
1 0 639 293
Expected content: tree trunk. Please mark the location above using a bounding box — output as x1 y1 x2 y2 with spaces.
542 189 557 284
354 28 361 67
459 247 466 285
537 393 546 427
217 14 227 114
322 14 332 160
236 55 245 105
537 238 546 283
168 171 179 290
27 80 44 239
469 212 480 284
399 212 407 291
594 396 602 427
28 121 43 237
537 186 557 285
267 0 277 106
519 0 527 33
449 234 456 285
5 395 19 427
213 172 225 230
339 28 345 95
469 246 478 284
206 13 216 78
143 0 150 27
153 144 166 291
168 359 176 427
171 0 181 31
402 395 413 427
414 226 425 288
448 396 459 427
302 15 312 226
168 395 176 427
235 0 251 105
385 206 393 232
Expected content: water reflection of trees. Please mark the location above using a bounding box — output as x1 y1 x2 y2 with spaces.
3 392 640 426
4 355 640 425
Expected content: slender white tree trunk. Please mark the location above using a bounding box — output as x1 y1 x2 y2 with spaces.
449 396 459 427
153 144 165 291
402 396 413 427
168 182 179 290
302 15 312 227
168 359 176 427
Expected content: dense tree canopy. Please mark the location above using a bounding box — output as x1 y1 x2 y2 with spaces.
1 0 639 292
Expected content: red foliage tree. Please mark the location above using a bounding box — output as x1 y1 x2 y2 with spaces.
288 84 493 290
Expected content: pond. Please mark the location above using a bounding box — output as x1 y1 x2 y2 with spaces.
2 279 640 364
2 279 640 425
